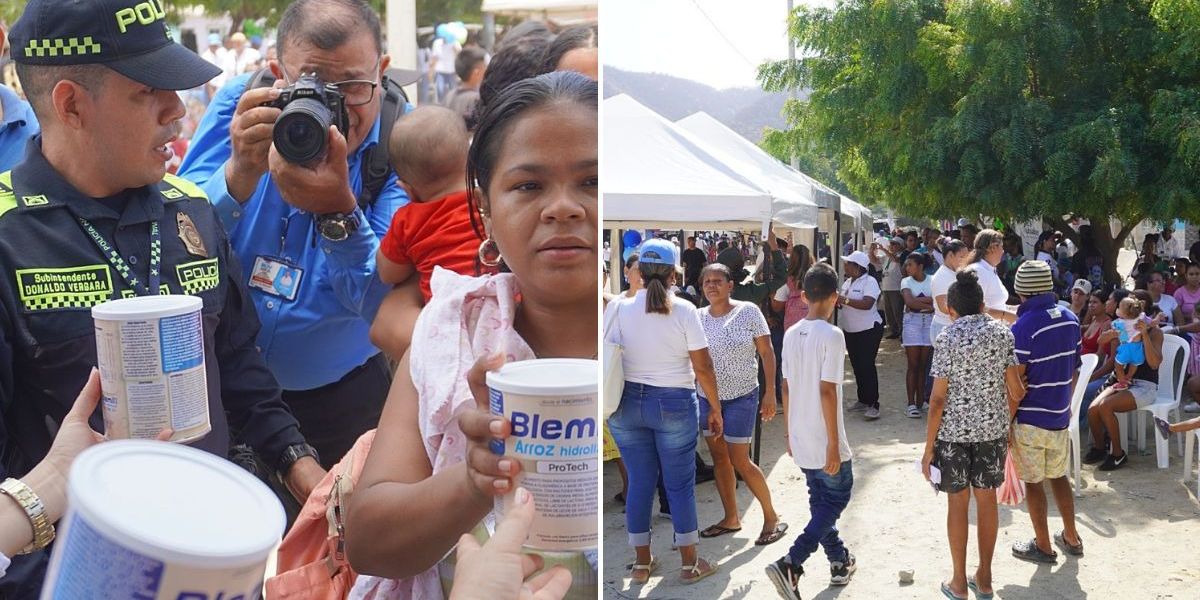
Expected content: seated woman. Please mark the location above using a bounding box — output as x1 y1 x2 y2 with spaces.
345 71 598 599
1084 291 1165 471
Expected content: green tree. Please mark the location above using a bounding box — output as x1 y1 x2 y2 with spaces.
759 0 1200 283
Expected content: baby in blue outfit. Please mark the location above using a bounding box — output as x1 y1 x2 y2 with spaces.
1113 296 1147 390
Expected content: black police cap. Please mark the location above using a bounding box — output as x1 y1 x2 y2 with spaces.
9 0 222 91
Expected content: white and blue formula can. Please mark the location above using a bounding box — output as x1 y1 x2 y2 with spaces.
92 295 210 443
41 440 285 600
488 358 598 551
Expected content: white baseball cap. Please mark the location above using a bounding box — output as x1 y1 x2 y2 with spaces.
842 251 870 270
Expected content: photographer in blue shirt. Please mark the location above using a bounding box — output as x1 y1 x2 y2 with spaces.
0 22 40 171
179 0 408 470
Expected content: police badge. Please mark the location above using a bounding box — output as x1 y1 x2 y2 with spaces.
177 212 207 257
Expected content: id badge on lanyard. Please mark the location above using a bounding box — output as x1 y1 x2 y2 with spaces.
247 216 305 301
248 256 303 301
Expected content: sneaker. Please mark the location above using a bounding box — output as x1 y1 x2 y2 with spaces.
1184 401 1200 414
765 557 804 600
1082 447 1107 465
829 553 856 585
1112 381 1129 391
1154 416 1172 441
864 406 881 420
847 401 869 413
1099 451 1128 471
906 404 921 419
921 403 930 412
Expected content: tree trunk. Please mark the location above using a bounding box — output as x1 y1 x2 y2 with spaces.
1043 214 1135 286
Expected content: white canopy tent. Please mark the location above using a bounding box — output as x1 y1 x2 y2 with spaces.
673 112 819 231
603 94 777 231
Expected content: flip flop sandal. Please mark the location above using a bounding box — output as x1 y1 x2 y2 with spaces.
967 576 994 600
629 556 656 585
941 581 967 600
1012 539 1058 564
699 523 742 538
754 522 790 546
680 557 718 584
1054 530 1084 556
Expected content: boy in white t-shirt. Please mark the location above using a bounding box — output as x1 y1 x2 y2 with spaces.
766 262 857 599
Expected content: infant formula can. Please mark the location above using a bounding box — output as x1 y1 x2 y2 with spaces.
92 295 210 443
41 440 285 600
488 358 598 551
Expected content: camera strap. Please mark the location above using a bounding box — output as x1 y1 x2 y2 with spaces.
356 75 409 213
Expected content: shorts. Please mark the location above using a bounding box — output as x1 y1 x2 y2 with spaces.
1012 423 1069 483
603 423 621 461
699 387 759 444
1118 378 1158 409
934 437 1007 493
1116 341 1145 366
902 312 933 347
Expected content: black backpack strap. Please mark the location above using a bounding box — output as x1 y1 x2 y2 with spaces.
357 75 410 212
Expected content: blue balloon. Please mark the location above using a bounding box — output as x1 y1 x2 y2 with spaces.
622 230 642 247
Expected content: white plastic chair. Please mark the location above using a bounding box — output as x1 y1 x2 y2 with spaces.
1067 354 1100 496
1124 334 1189 468
1183 430 1200 497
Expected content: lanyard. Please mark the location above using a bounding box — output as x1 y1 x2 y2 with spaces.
76 217 161 297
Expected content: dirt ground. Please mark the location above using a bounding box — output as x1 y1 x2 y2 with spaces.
603 337 1200 599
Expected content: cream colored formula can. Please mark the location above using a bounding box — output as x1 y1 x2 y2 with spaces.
41 441 285 600
488 358 598 551
92 295 210 443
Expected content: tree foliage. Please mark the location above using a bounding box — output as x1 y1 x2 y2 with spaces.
759 0 1200 281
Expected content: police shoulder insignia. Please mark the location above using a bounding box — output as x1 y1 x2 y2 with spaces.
177 212 207 257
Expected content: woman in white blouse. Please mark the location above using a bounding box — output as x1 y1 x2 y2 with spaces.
963 229 1017 324
837 251 885 420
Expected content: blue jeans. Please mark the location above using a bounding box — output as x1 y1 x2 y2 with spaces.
608 382 700 547
787 461 854 567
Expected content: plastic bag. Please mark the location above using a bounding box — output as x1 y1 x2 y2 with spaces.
998 449 1026 505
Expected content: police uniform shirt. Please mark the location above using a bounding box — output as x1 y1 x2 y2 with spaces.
0 137 306 480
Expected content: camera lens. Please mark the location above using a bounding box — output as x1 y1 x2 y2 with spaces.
273 97 333 165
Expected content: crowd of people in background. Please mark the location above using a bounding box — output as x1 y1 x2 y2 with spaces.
605 214 1199 598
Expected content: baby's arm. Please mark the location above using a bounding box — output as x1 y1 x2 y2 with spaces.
376 249 416 286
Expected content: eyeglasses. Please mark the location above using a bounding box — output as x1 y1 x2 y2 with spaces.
279 60 381 107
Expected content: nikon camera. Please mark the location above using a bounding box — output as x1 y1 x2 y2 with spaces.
251 72 350 166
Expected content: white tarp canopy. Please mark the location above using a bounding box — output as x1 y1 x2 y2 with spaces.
603 94 775 231
481 0 596 21
674 112 819 230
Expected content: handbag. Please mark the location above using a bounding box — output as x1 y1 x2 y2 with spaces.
265 430 376 599
603 300 625 419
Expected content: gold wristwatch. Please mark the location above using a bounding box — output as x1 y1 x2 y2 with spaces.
0 477 55 553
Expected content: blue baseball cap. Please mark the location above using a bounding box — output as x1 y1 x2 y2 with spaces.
207 33 223 46
9 0 222 91
637 238 677 266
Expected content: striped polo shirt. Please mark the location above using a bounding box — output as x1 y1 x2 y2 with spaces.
1011 293 1082 429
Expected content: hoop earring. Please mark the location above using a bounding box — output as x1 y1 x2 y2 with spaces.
478 238 502 268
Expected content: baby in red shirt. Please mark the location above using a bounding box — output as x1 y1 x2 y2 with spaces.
377 106 481 302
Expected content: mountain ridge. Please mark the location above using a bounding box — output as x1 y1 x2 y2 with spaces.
602 66 802 145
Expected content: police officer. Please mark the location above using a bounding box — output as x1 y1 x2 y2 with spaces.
0 1 325 594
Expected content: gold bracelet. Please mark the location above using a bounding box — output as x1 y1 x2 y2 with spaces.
0 477 56 553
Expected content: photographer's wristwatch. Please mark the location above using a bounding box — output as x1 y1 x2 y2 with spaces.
316 211 361 242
